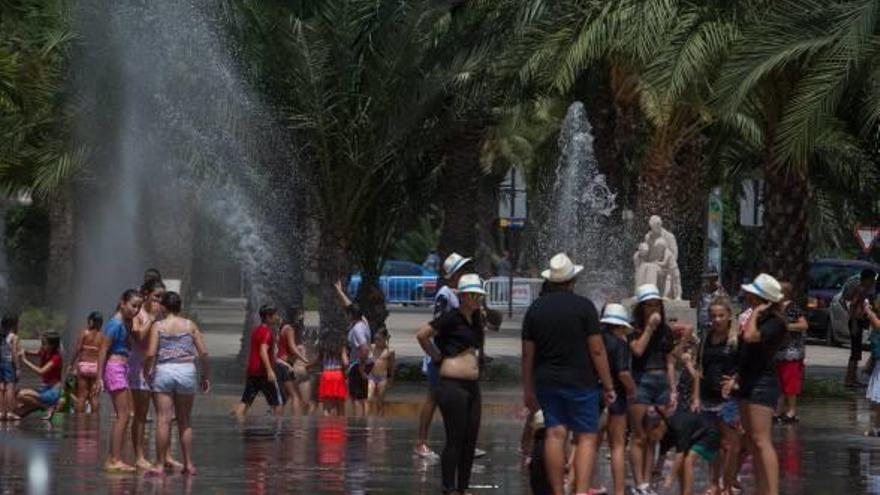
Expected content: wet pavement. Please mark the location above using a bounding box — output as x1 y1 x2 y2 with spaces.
1 394 880 494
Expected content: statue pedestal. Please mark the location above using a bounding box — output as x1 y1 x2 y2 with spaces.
623 298 697 326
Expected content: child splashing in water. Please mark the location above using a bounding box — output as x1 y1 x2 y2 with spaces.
317 332 348 416
864 296 880 437
69 311 104 414
0 314 21 421
368 327 395 416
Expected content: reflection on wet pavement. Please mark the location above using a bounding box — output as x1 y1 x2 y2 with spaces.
0 396 879 494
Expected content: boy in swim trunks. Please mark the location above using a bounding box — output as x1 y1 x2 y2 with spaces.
368 327 395 416
234 304 283 418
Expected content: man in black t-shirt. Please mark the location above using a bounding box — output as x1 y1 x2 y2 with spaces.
522 253 615 495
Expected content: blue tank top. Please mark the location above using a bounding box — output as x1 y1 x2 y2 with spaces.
0 333 13 364
103 317 130 357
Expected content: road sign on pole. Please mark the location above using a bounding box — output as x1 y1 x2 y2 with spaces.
855 225 879 254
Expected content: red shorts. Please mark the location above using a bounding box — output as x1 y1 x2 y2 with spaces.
776 360 804 396
318 369 348 401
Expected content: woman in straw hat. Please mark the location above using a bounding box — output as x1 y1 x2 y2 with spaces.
725 273 787 495
416 273 486 495
627 284 676 495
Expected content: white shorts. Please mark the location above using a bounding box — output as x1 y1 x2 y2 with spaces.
153 362 197 395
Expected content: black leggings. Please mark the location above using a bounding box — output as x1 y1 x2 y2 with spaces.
850 317 866 361
435 377 481 494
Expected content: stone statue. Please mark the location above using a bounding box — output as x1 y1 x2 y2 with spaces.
633 242 661 291
633 215 683 300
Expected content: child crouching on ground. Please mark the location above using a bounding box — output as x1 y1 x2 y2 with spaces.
864 296 880 437
663 409 721 495
17 332 64 420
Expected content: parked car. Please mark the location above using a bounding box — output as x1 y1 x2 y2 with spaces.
806 258 880 345
348 260 438 305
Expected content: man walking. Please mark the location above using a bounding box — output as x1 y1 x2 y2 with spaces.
522 253 616 495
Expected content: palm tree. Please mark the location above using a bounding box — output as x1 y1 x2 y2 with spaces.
512 0 750 295
224 0 472 332
713 0 880 295
0 0 78 307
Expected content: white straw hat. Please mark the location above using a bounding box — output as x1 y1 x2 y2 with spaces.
741 273 783 303
457 273 487 295
635 284 662 303
600 303 632 329
541 253 584 283
443 253 473 277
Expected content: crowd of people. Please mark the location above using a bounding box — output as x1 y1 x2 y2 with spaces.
0 253 879 495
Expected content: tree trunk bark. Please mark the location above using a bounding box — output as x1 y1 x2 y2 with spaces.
761 165 810 302
437 125 484 260
46 183 74 310
318 225 349 335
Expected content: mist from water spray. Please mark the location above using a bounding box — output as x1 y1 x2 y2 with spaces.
70 0 299 321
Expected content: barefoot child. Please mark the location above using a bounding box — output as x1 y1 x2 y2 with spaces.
317 332 348 416
69 311 103 414
0 314 21 421
864 296 880 437
16 332 63 420
368 328 395 416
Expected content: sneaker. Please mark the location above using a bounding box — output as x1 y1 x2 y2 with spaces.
473 448 487 458
413 445 439 459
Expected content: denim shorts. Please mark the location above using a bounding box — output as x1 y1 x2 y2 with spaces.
0 362 16 383
425 359 440 389
739 376 779 409
537 386 601 433
38 384 61 406
153 362 197 395
634 372 671 406
703 399 740 427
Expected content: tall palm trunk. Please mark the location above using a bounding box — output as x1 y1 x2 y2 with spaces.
46 183 74 310
438 125 484 262
761 164 810 300
318 225 349 335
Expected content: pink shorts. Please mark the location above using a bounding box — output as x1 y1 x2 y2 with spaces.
78 361 98 378
104 361 130 393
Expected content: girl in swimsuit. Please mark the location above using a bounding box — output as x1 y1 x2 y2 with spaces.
276 308 312 416
97 288 143 472
368 327 395 416
69 311 104 414
145 291 210 475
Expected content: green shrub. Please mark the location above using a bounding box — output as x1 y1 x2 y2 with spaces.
18 306 67 339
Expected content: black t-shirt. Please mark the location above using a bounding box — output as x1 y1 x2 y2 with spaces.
521 291 601 388
699 335 738 404
430 309 482 358
737 312 787 395
628 324 674 373
602 332 631 395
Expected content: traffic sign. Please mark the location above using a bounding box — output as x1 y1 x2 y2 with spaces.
855 225 879 253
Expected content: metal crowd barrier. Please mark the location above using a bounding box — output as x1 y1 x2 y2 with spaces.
484 277 544 309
